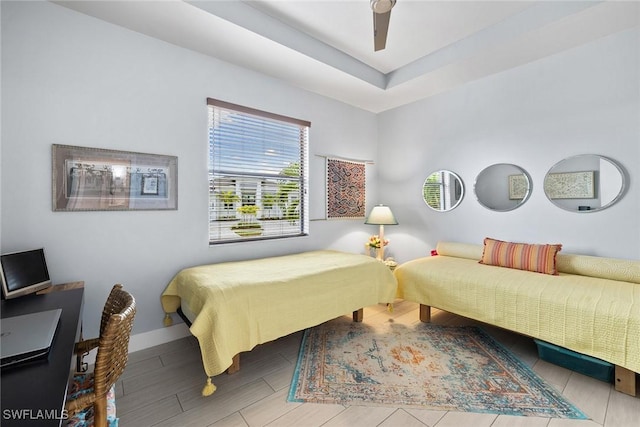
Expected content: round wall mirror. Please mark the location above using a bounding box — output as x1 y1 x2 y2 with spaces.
422 170 464 212
544 154 626 213
474 163 532 211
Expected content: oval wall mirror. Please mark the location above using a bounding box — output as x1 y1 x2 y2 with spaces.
422 170 464 212
474 163 532 212
544 154 626 213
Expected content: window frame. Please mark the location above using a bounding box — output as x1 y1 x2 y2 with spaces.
207 98 310 244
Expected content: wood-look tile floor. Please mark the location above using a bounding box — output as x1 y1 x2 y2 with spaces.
115 301 640 426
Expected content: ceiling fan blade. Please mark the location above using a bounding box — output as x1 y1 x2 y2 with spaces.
373 10 391 51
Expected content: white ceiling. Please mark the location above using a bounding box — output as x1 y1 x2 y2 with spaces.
56 1 639 113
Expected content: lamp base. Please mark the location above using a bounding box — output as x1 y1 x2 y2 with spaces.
377 224 385 261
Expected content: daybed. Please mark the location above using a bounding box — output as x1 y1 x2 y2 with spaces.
161 250 397 395
394 240 640 396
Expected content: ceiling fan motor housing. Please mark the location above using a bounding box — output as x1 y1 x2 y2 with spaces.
371 0 396 14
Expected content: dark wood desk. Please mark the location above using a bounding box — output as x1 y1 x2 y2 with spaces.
1 287 83 426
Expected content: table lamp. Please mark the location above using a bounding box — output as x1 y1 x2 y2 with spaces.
365 204 398 260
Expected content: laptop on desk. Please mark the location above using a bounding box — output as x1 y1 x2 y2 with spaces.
1 308 62 369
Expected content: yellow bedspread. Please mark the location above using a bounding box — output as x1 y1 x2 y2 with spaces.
161 250 397 385
395 254 640 374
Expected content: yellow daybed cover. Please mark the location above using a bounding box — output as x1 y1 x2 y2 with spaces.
395 244 640 374
161 250 397 378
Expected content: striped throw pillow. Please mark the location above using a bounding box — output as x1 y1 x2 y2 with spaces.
480 237 562 275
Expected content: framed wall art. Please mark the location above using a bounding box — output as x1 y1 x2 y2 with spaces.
544 170 595 199
326 158 366 219
52 144 178 211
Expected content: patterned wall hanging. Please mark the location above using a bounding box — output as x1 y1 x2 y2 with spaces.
326 158 366 219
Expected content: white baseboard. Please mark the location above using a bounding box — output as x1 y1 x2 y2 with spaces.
82 323 191 367
128 322 191 353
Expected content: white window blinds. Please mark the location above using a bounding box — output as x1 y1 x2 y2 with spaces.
207 98 310 243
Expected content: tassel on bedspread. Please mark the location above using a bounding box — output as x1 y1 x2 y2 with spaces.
202 378 217 396
163 313 173 327
163 313 218 396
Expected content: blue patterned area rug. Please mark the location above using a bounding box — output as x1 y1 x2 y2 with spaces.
288 318 587 419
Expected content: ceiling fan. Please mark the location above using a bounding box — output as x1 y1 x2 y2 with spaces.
371 0 397 51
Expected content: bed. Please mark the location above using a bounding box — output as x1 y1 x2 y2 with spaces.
160 250 397 396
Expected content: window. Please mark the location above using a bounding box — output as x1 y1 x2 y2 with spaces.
207 98 310 243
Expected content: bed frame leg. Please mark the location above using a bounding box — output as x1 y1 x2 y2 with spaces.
419 304 431 323
353 308 363 322
227 354 240 374
615 365 637 396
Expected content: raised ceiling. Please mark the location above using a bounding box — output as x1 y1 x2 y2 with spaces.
56 1 639 113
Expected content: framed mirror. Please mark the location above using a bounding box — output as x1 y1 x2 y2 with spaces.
474 163 532 211
422 170 464 212
544 154 626 213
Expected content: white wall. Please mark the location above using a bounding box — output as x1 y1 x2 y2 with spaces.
378 28 640 263
1 1 380 339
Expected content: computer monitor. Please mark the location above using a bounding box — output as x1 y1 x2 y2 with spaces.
0 248 52 299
